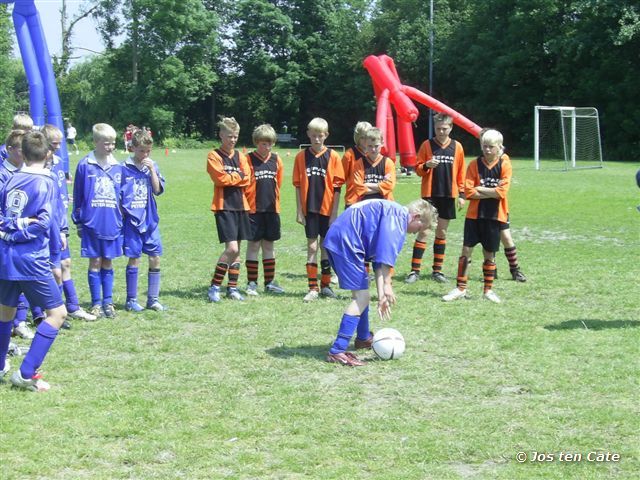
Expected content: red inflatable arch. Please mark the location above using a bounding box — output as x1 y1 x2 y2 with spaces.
363 54 483 168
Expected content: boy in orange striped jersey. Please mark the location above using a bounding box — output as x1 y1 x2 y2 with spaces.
244 124 285 296
342 121 372 208
206 117 251 303
293 118 345 302
443 129 510 304
352 127 396 202
405 113 466 285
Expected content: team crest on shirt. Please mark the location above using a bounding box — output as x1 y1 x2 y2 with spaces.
57 170 66 187
5 189 28 217
94 176 116 201
131 178 148 209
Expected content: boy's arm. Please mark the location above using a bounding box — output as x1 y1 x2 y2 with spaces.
145 160 164 195
455 143 467 208
295 187 305 225
276 156 284 189
415 141 435 176
374 264 395 321
4 190 54 243
238 153 251 187
71 162 85 227
377 158 397 198
472 156 512 199
206 151 245 186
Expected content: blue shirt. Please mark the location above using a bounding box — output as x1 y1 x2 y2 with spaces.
72 152 123 240
0 166 56 280
323 199 410 267
121 157 165 233
0 159 20 191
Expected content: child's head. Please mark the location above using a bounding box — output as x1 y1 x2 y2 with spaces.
218 116 240 150
12 113 34 131
4 129 25 166
353 121 373 148
252 124 277 156
363 127 384 161
406 199 438 234
21 131 50 165
92 123 117 157
433 113 453 142
307 117 329 149
41 124 63 152
131 128 154 162
480 128 504 157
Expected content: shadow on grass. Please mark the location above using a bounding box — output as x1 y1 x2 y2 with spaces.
544 319 640 331
266 344 329 361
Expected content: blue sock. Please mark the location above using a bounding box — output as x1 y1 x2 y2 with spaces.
356 306 370 341
147 269 161 302
329 314 360 354
126 266 138 301
101 268 114 306
63 279 80 313
0 320 13 371
20 321 59 379
13 294 28 327
31 305 44 320
88 270 101 306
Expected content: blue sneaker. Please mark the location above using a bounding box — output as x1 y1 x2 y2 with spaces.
208 285 221 303
125 299 144 312
146 299 166 311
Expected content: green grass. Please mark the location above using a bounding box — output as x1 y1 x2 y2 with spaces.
1 148 638 479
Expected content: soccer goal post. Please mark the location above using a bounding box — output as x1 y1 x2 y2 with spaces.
534 106 603 171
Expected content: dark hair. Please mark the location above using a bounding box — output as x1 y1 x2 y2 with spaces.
22 131 50 163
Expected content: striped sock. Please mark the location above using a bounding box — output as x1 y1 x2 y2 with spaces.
483 260 497 293
211 263 228 287
263 258 276 285
246 260 259 283
432 237 446 273
411 240 427 273
306 263 318 291
227 262 240 288
504 246 519 272
456 256 469 290
320 259 332 288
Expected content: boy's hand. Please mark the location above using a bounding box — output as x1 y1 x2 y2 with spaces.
60 234 68 251
141 158 154 171
425 158 440 168
296 211 306 226
456 197 466 210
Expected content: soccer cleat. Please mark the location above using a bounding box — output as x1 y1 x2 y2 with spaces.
264 280 285 294
32 314 45 327
330 274 339 285
404 271 419 284
89 305 104 318
303 289 319 302
125 299 144 312
146 300 166 311
61 320 72 330
320 286 338 299
246 281 259 296
226 287 245 301
68 307 98 321
8 342 25 357
431 271 448 283
483 290 502 303
326 351 365 366
511 269 527 282
0 360 9 381
442 287 467 302
10 371 50 392
13 321 34 340
103 304 116 318
208 285 221 303
354 332 374 350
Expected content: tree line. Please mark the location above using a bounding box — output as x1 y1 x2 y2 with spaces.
1 0 638 159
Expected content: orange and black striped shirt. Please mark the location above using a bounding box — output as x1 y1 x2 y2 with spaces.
351 154 396 202
415 138 466 199
245 151 283 213
292 147 345 216
465 153 511 223
341 145 366 207
206 148 251 212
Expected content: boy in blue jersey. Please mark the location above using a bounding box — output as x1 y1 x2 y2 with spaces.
121 129 166 311
0 131 68 391
72 124 123 318
42 125 97 325
323 199 437 366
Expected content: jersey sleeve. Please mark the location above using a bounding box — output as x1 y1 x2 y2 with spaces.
374 211 408 266
454 142 466 198
206 150 245 187
71 161 86 226
379 158 397 199
495 154 512 198
414 141 432 178
330 150 345 189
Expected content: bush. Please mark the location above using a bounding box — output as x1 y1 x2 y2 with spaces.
161 134 212 149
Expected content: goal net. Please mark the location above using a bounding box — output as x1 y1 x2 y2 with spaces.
534 106 603 170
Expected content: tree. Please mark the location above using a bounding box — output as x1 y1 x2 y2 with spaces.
0 4 15 131
55 0 100 76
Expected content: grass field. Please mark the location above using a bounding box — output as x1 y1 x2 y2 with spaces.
1 147 638 479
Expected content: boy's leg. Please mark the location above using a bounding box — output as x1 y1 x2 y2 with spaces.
482 249 500 303
501 228 526 282
88 257 102 315
62 257 96 321
304 237 320 301
319 245 337 299
431 218 450 283
146 256 164 310
125 257 143 312
1 305 18 377
223 241 244 301
443 246 472 302
327 290 368 366
100 258 116 317
245 240 260 295
406 229 428 283
354 305 373 349
262 241 284 294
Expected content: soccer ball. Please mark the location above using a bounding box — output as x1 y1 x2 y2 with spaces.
372 328 405 360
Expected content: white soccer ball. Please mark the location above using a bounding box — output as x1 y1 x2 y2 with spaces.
372 328 405 360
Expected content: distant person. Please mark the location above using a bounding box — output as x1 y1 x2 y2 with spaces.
324 199 436 366
405 113 466 285
66 122 80 155
244 124 285 296
292 117 345 302
206 117 251 303
442 129 511 304
0 112 35 161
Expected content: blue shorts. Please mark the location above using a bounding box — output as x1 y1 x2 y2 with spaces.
124 223 163 258
50 249 62 269
326 250 369 291
61 241 71 261
0 277 64 310
80 229 123 259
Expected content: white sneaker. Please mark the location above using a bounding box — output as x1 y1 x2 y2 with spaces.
68 307 98 321
226 287 245 301
330 274 339 285
320 286 338 299
264 280 285 294
10 371 50 392
1 360 9 381
442 287 467 302
405 271 419 284
13 321 34 340
303 290 319 302
483 290 501 303
246 281 259 296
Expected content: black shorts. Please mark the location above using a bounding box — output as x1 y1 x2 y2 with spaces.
426 197 456 220
67 138 76 145
499 215 510 231
304 212 330 239
215 210 251 243
463 218 500 252
249 212 281 242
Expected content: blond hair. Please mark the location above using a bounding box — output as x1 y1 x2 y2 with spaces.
433 113 453 125
480 128 504 154
5 129 25 149
41 124 63 143
406 199 438 232
363 127 383 144
92 123 117 141
218 116 240 134
307 117 329 133
131 128 154 147
353 121 373 144
252 124 277 145
12 113 34 131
